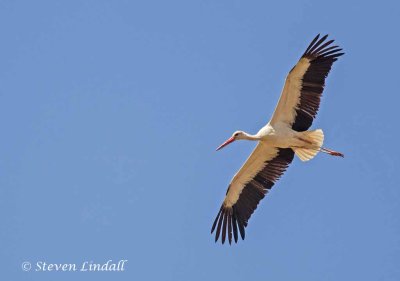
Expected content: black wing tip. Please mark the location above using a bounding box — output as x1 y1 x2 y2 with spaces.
303 33 344 60
211 205 245 245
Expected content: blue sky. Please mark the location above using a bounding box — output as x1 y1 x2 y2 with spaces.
1 1 399 280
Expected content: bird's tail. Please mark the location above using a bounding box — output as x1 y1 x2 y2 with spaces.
293 129 324 162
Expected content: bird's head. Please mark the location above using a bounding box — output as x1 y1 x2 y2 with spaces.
216 131 245 151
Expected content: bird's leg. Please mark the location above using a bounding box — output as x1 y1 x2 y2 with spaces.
320 147 344 157
292 145 344 157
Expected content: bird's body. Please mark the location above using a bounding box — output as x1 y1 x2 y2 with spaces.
212 34 344 244
258 122 302 147
233 123 308 148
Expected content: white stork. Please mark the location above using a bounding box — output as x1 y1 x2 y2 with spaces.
211 34 344 244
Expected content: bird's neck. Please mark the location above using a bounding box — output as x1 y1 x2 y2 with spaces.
242 132 262 141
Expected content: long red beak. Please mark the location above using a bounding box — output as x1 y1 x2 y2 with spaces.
216 137 235 151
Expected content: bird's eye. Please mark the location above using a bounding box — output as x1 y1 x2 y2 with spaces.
234 133 239 137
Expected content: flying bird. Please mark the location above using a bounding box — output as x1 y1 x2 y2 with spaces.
211 34 344 244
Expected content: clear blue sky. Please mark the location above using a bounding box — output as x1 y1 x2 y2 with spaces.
1 1 399 280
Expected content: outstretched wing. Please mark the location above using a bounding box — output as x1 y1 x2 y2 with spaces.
270 34 344 131
211 143 294 244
